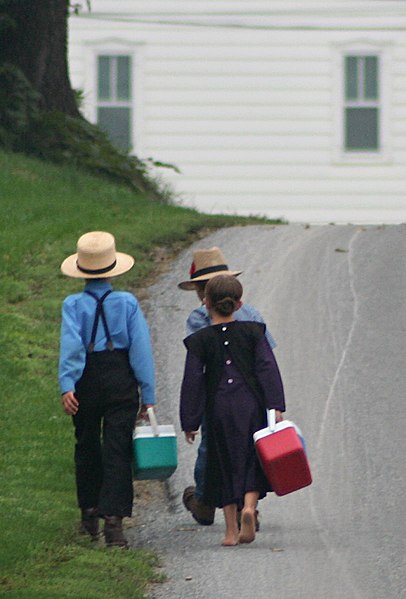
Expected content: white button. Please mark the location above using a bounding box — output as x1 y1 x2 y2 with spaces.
224 341 229 346
222 326 227 332
227 378 233 384
226 359 232 365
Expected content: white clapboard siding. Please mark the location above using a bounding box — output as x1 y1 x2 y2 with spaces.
144 105 333 121
162 164 406 180
87 1 406 17
68 2 406 223
142 149 406 168
169 192 406 210
145 120 331 135
168 193 406 223
153 149 335 166
145 90 332 107
148 60 331 76
145 134 330 150
145 43 336 61
146 75 330 92
166 178 406 195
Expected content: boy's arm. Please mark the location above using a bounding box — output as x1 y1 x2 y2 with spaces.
186 305 210 335
61 391 79 416
128 299 156 406
59 298 86 395
236 304 277 350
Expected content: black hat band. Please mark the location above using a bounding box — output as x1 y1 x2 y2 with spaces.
190 264 229 279
76 259 117 275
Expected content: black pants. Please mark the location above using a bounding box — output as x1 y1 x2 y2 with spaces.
73 350 139 517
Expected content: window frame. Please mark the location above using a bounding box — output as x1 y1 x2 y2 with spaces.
332 41 392 165
97 55 132 151
83 39 145 155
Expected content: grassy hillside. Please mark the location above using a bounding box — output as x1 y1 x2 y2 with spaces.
0 150 277 598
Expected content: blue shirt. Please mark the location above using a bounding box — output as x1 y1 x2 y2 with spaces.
186 303 277 349
59 280 156 404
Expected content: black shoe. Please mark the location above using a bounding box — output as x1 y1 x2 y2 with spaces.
182 486 215 526
80 507 99 540
104 516 128 548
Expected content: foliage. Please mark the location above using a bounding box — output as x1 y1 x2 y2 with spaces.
0 63 174 203
19 110 174 203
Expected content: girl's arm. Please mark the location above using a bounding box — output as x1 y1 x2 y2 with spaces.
184 431 199 444
255 336 286 412
179 350 206 434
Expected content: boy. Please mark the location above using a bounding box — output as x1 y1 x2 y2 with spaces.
59 231 156 547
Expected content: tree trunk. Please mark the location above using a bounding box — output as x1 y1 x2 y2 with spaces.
0 0 80 116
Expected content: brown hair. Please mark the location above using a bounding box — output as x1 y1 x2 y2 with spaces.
205 275 243 316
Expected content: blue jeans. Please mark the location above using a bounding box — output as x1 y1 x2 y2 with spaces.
194 418 207 500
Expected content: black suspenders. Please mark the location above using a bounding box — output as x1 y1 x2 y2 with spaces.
84 290 114 352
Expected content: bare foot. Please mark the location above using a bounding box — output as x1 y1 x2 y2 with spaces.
238 508 256 544
222 535 239 547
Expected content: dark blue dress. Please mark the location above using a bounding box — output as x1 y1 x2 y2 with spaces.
180 321 285 509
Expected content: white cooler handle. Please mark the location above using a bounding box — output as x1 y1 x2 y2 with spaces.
147 407 159 437
267 409 277 432
266 410 306 452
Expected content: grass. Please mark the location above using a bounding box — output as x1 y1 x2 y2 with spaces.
0 149 281 598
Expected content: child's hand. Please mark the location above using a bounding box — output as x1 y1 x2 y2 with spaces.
139 404 155 420
275 410 284 423
185 431 198 444
61 391 79 416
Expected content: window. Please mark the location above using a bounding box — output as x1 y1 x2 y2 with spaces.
344 55 379 152
97 55 132 151
333 42 391 164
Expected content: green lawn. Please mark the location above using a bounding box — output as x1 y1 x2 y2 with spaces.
0 150 280 598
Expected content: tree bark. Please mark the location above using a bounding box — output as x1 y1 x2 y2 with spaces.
0 0 80 116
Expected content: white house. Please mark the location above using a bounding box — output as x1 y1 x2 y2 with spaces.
68 1 406 224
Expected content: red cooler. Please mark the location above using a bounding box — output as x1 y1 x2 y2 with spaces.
254 410 312 496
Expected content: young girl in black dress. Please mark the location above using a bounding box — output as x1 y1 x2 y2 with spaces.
180 275 285 546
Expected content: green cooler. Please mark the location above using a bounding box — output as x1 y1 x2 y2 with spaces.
133 408 178 480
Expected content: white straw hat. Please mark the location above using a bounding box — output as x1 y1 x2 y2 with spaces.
61 231 134 279
178 247 242 290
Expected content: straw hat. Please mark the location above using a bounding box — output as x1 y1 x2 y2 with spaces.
178 247 242 290
61 231 134 279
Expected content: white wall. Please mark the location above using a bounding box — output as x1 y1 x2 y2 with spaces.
69 2 406 223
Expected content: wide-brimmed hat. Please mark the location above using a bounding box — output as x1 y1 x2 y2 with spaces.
178 247 242 290
61 231 134 279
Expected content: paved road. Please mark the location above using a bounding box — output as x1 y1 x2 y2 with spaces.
128 224 406 599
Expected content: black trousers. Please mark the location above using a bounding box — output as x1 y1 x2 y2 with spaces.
73 350 139 517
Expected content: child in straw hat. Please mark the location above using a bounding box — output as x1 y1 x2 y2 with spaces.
59 231 156 548
178 247 278 528
180 275 285 546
